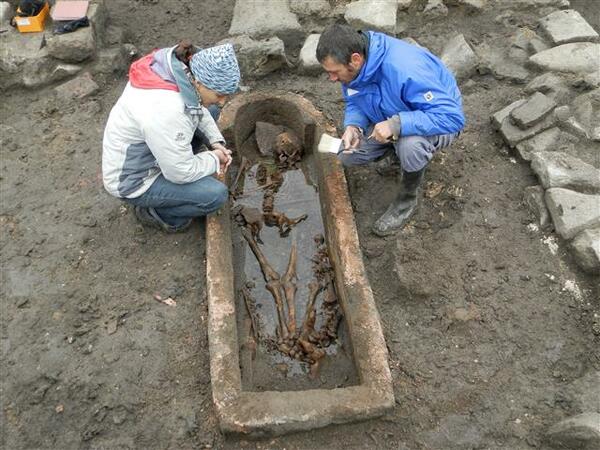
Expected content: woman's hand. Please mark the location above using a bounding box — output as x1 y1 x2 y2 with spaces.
211 143 232 174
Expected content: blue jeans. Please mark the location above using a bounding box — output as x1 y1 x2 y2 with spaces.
339 127 459 172
124 174 228 228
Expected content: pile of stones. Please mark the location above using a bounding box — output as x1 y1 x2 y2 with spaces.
0 0 136 99
490 8 600 275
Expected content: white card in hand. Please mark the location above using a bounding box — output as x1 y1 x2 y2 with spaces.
317 133 342 154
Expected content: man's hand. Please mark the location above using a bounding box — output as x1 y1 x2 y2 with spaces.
211 144 232 174
341 125 362 153
368 120 394 144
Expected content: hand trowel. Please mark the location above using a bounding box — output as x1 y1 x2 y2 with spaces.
317 133 343 154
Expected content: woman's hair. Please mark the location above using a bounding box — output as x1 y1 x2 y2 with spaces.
174 39 197 66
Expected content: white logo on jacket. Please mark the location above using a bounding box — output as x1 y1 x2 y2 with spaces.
347 88 359 96
175 132 186 142
424 91 434 101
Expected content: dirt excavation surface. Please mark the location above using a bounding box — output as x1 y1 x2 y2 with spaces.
1 0 599 449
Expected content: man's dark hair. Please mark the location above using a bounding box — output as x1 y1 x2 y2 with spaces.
316 24 367 64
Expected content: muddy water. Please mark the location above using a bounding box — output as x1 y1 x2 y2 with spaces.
232 155 358 392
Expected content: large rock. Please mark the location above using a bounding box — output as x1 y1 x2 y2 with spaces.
476 43 530 84
54 72 99 101
545 413 600 450
516 127 576 161
229 0 303 50
289 0 330 16
219 35 288 79
545 188 600 240
299 34 321 75
539 9 599 45
570 229 600 274
510 92 556 128
0 2 11 29
87 0 108 46
441 34 478 82
571 89 600 142
92 46 129 75
531 152 600 193
529 43 600 74
345 1 398 34
46 26 96 63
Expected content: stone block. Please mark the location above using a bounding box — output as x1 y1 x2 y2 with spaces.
570 229 600 274
47 26 96 63
87 0 108 46
545 413 600 449
345 1 398 35
516 127 562 160
289 0 330 16
92 47 129 75
571 89 600 141
540 9 599 45
499 109 556 147
524 185 552 230
423 0 448 17
476 43 530 83
219 35 288 79
545 188 600 240
54 72 99 100
510 92 556 128
229 0 303 51
299 34 321 75
531 152 600 193
529 43 600 74
491 99 526 129
441 34 479 82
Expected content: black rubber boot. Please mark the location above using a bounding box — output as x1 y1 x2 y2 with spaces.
372 168 426 237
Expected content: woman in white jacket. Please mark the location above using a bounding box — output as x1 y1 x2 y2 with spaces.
102 41 240 232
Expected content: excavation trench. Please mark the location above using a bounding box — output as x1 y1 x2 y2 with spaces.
206 92 394 436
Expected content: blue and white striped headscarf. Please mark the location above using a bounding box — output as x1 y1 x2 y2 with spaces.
189 44 241 95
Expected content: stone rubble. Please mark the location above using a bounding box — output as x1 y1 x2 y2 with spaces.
489 6 600 272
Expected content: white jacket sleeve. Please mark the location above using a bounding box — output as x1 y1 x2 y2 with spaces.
143 110 220 184
198 106 225 144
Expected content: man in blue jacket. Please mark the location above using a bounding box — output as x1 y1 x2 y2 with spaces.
317 24 465 236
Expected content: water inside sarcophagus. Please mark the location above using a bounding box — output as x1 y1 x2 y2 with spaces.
231 152 359 391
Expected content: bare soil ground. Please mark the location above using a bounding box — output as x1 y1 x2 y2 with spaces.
1 1 598 449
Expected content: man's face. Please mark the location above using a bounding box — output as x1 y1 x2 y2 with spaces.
321 54 364 84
